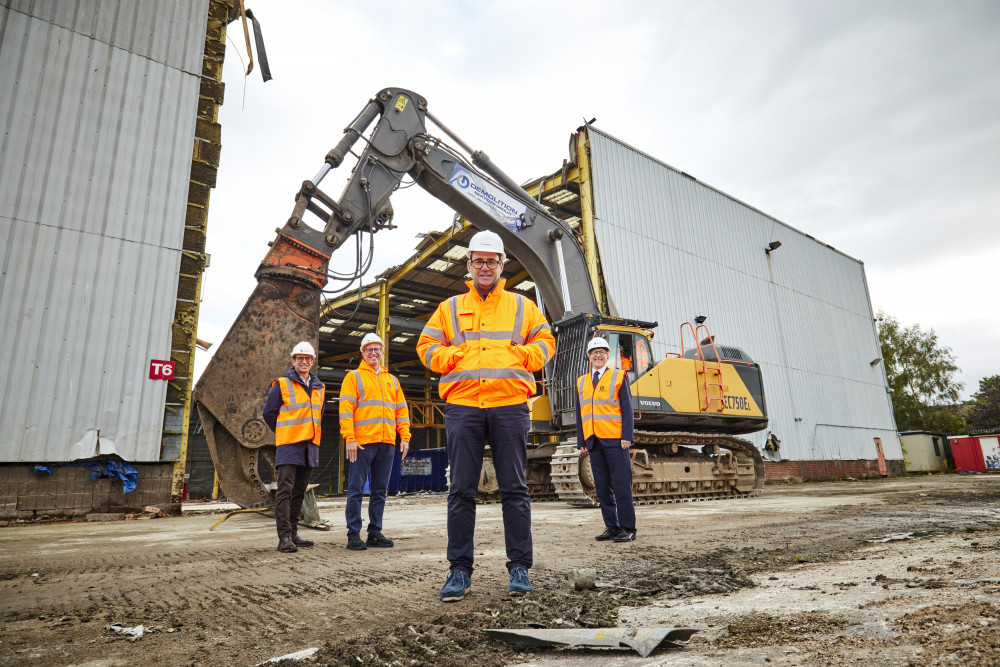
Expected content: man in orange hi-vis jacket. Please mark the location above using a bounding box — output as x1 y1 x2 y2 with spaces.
339 333 411 552
417 230 555 603
263 341 324 554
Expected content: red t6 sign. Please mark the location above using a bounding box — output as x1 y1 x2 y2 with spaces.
149 359 176 380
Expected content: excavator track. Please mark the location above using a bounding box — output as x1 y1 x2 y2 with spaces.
550 430 765 506
475 453 559 503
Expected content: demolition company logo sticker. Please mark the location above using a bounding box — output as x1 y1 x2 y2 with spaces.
449 164 526 232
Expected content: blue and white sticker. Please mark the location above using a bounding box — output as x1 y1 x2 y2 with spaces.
450 164 527 232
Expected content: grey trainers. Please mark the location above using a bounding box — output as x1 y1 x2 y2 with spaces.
439 570 472 602
508 566 533 595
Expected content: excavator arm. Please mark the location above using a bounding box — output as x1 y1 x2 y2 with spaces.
194 87 599 507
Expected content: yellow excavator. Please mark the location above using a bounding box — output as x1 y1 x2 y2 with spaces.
194 87 767 510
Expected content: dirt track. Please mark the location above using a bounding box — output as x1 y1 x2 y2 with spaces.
1 475 999 666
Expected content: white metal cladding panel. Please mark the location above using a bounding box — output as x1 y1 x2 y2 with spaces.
587 128 897 462
5 0 207 74
0 3 204 462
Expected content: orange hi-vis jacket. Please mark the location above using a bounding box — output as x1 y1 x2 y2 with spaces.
339 362 411 446
273 376 324 446
417 279 555 408
577 369 625 441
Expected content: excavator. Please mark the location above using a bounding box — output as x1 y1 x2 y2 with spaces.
194 87 767 511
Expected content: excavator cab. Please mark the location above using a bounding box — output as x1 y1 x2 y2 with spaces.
593 328 653 380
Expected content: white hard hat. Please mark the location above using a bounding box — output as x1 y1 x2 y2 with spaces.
291 341 315 357
586 337 610 353
360 332 384 351
466 230 506 263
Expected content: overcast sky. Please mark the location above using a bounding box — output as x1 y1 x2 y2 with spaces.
197 0 999 400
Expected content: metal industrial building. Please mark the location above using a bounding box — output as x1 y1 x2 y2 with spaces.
1 0 901 517
306 126 902 484
0 0 233 517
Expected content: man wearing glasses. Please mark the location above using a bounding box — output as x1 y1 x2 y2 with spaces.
576 337 636 542
417 230 556 602
263 341 325 553
339 333 411 551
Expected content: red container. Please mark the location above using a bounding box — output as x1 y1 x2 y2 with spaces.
949 436 986 473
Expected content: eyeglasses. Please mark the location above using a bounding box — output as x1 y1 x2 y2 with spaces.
293 356 313 362
469 258 501 269
363 347 383 354
588 350 609 357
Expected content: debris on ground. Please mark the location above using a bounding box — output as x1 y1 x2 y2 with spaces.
105 623 145 641
485 626 697 657
254 647 320 664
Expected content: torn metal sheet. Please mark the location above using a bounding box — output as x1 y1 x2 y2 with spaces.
485 627 698 657
867 530 946 543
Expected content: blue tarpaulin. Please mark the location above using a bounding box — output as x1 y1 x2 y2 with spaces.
26 459 139 492
86 460 139 493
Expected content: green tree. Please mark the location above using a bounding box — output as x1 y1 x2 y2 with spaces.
876 310 965 433
967 375 1000 431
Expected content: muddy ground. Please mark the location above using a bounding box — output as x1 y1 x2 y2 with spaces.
1 475 999 666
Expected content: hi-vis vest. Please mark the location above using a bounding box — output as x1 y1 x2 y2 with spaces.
577 369 625 441
273 377 324 446
416 279 556 408
339 364 411 446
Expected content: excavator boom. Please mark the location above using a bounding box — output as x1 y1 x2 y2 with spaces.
194 87 601 507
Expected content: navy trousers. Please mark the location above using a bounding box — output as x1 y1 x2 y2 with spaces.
345 443 395 537
587 440 636 533
445 403 532 575
275 464 312 540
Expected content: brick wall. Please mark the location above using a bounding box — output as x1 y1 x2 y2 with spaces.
0 464 173 522
764 458 905 483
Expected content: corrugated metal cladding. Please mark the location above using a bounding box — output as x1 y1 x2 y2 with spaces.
586 127 900 462
0 1 208 462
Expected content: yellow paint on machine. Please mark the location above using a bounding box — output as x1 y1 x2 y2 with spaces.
633 357 763 418
528 394 551 421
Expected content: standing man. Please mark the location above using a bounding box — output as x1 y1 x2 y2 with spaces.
339 333 411 551
576 336 636 542
417 230 556 602
263 341 324 553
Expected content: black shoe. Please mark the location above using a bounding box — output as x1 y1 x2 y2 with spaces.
347 534 368 551
292 535 314 547
278 537 298 553
613 530 636 543
366 532 394 548
595 527 620 541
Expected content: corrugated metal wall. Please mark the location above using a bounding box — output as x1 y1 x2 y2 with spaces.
0 1 208 462
586 127 900 461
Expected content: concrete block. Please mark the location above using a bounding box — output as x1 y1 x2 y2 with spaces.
86 513 124 522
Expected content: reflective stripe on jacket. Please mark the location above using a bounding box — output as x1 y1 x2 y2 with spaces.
339 362 411 445
273 376 324 446
416 279 555 408
577 369 625 441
